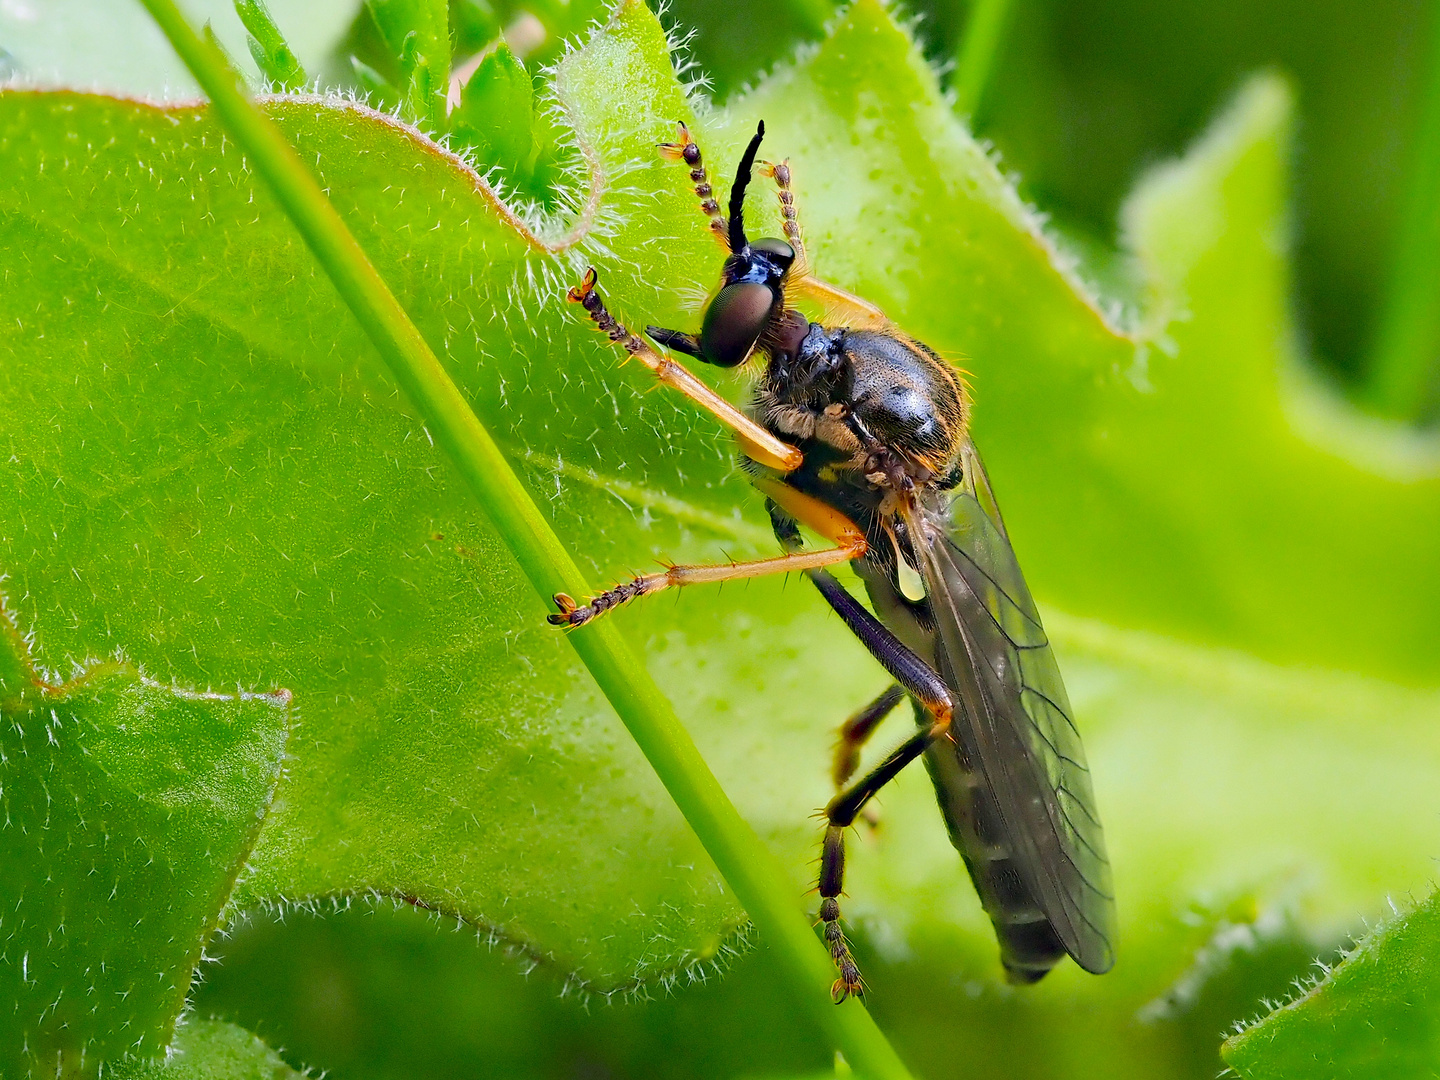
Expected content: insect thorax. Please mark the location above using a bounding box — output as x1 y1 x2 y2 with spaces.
753 322 967 481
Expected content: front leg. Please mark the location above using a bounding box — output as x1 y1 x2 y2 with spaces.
567 269 801 473
753 156 890 330
658 121 730 247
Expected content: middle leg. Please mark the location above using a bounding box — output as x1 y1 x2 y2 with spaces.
550 479 868 628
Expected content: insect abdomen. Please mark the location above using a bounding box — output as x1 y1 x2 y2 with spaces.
922 729 1067 983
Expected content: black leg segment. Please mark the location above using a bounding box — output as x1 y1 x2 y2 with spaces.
646 325 705 360
817 724 943 1002
833 683 905 788
806 568 952 722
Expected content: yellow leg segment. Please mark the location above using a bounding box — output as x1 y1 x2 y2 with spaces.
550 481 867 628
568 269 802 473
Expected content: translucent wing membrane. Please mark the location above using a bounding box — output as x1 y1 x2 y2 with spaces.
908 440 1116 974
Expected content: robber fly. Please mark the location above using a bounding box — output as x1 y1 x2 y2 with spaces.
549 121 1115 998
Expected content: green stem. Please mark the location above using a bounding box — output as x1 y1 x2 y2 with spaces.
1365 2 1440 420
136 1 916 1076
952 0 1014 121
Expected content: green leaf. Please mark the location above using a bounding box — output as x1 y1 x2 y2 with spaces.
449 43 536 182
1223 888 1440 1079
365 0 450 129
509 0 611 66
0 0 355 98
0 0 731 992
235 0 308 92
111 1019 307 1079
0 632 288 1074
7 0 1440 1073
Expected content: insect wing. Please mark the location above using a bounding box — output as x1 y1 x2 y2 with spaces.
907 440 1116 973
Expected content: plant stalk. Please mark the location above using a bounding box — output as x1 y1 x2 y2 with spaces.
136 1 917 1076
1365 1 1440 420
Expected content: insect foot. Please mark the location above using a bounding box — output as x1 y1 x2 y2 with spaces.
547 593 582 626
547 576 663 628
821 898 865 1002
818 824 866 1002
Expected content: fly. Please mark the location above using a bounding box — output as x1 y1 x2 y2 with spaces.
550 120 1116 999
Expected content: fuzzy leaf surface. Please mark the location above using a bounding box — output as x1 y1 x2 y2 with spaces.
0 644 288 1073
112 1019 307 1079
3 6 1440 1069
0 0 357 98
1223 888 1440 1079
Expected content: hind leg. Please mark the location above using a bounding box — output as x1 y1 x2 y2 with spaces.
833 683 904 789
833 683 905 831
818 718 948 1000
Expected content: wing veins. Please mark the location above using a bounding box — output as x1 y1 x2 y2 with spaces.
1021 684 1086 742
942 530 1047 647
911 469 1116 969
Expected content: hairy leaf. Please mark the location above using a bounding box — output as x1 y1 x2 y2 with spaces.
365 0 449 127
1223 888 1440 1079
450 43 536 181
0 629 288 1073
236 0 308 91
0 0 356 98
4 1 1440 1075
112 1019 307 1079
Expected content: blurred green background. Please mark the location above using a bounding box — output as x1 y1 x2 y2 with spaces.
3 0 1438 1076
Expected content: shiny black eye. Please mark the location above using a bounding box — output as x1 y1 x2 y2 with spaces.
749 237 795 272
700 281 777 367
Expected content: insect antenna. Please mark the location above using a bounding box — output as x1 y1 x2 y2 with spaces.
728 120 765 253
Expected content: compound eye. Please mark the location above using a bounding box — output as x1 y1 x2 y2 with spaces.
749 237 795 271
700 282 777 367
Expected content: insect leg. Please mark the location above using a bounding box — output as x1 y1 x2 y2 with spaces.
567 268 801 473
819 720 948 1001
758 158 807 265
550 481 867 628
833 683 904 789
752 155 889 329
658 121 730 248
835 683 905 829
790 275 890 330
804 568 952 721
768 502 953 727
